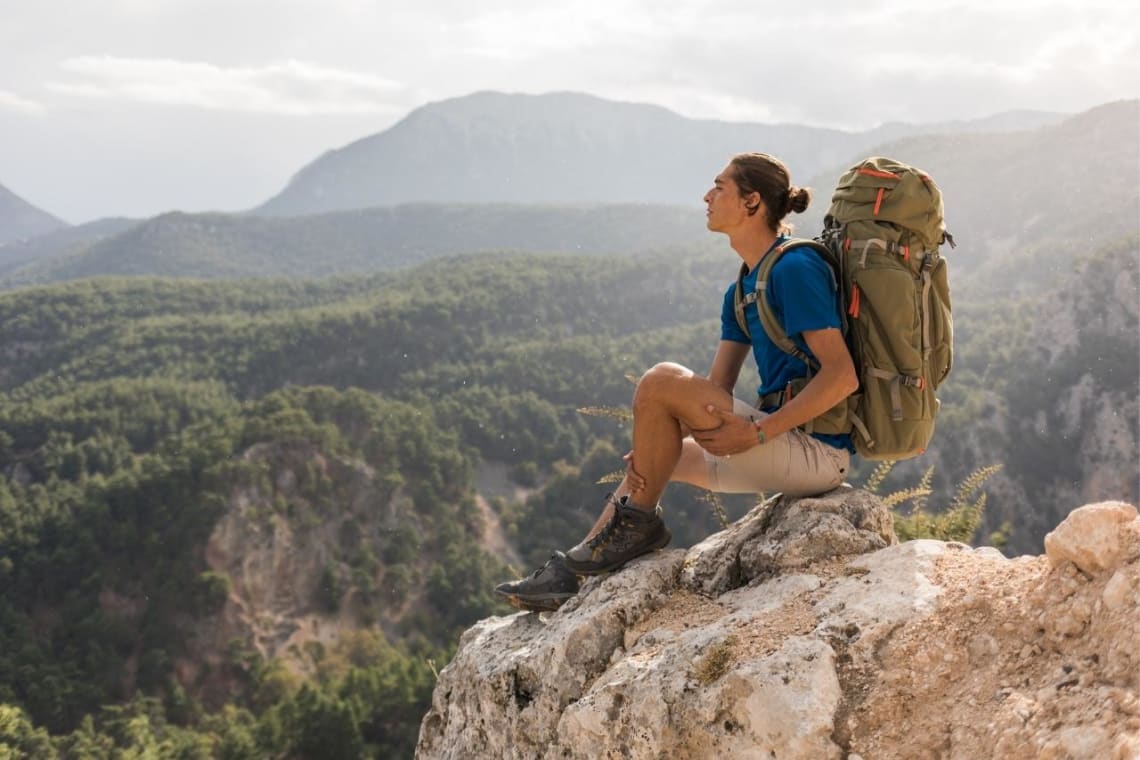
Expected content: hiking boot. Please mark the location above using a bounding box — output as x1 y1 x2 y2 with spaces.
494 551 580 612
563 495 671 575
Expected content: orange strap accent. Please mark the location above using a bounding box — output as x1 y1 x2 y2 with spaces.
901 245 910 261
873 188 885 215
848 285 861 318
858 167 900 180
843 237 852 252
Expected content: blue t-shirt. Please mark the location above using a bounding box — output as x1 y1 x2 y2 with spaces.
720 237 854 452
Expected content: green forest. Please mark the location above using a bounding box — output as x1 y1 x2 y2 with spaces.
0 230 1136 757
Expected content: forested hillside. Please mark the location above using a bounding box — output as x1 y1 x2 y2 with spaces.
0 218 136 277
0 98 1135 758
0 249 750 756
0 204 708 287
1 231 1136 755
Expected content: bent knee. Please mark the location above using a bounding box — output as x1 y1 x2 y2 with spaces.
635 362 694 404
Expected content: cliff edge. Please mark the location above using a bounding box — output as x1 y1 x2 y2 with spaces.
416 487 1140 759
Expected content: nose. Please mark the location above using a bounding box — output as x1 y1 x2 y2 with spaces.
702 189 712 204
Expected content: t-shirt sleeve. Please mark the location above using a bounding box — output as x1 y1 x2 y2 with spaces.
720 281 751 344
769 249 841 338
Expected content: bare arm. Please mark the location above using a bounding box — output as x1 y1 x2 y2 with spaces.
625 340 750 486
692 327 856 456
707 340 750 393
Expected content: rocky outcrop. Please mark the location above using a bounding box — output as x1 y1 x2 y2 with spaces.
182 441 410 703
416 491 1140 760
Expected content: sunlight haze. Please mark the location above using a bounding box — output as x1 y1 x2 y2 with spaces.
1 0 1137 222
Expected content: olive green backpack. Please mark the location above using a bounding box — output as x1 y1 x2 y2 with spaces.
734 156 954 460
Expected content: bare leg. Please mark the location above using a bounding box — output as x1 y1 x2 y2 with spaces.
579 438 710 540
577 362 735 543
625 362 736 509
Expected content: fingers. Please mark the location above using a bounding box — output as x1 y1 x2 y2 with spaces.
692 407 756 457
705 404 735 420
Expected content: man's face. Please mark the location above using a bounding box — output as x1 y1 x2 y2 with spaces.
703 164 758 233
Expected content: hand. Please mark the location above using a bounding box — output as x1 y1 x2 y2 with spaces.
623 450 646 494
690 405 763 457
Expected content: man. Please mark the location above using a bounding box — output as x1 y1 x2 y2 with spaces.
496 153 857 612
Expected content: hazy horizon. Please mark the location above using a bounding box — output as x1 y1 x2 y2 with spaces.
2 0 1137 223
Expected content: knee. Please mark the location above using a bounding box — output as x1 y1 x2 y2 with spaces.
634 362 690 408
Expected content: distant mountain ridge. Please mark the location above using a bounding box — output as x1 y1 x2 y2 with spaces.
798 99 1140 285
255 91 1066 217
0 217 136 276
4 100 1129 289
0 182 68 246
1 204 709 285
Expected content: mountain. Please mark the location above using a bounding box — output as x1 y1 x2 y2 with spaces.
798 99 1140 286
0 182 68 246
255 91 1066 217
864 108 1067 145
2 203 708 286
6 102 1125 289
0 217 136 276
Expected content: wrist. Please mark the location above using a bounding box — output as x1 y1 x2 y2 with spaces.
755 421 767 445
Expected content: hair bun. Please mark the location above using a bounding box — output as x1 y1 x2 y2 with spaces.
787 186 812 214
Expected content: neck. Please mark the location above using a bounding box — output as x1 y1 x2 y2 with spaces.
729 226 780 272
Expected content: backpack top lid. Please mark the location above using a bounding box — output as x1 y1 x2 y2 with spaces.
826 156 949 253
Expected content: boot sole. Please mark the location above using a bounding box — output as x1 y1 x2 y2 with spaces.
564 529 672 576
496 590 576 613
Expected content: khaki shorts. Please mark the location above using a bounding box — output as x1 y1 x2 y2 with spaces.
702 397 850 497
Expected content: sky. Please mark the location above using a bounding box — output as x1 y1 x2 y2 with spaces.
1 0 1137 224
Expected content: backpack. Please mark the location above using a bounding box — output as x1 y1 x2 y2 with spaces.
733 156 954 460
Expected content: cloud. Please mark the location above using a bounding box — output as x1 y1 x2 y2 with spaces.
535 1 1140 129
46 56 416 115
0 89 46 115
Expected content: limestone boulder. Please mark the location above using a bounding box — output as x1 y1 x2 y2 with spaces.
680 485 897 597
1044 500 1139 575
416 492 1140 760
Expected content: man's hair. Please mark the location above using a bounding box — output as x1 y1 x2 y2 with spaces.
729 153 812 233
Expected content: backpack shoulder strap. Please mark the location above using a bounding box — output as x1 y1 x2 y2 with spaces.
754 238 833 371
733 261 753 339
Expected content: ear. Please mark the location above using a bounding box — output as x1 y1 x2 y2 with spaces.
745 193 762 213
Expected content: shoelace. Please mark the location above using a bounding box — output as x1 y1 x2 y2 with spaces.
529 554 560 579
585 494 626 550
587 511 629 550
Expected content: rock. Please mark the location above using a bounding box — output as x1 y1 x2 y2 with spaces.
1058 726 1110 759
1103 569 1135 611
1115 733 1140 760
968 633 1000 664
416 551 684 760
416 495 1140 760
681 486 896 597
557 635 843 760
1044 501 1138 575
